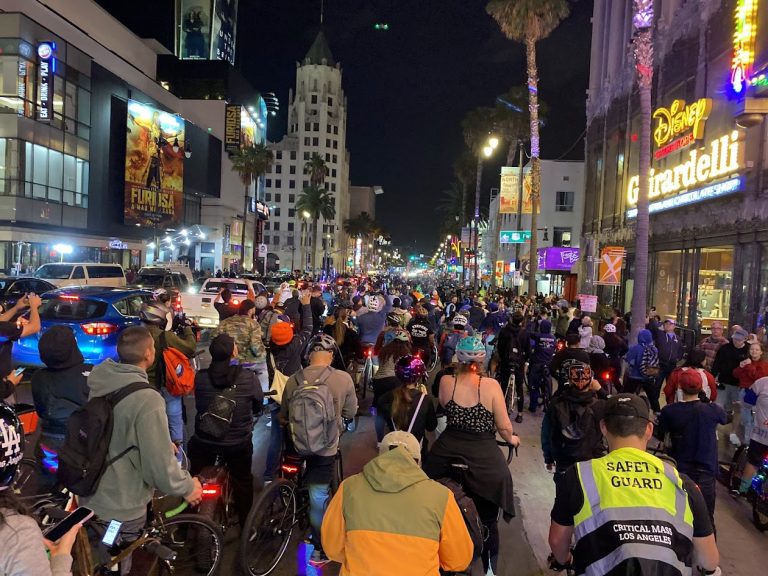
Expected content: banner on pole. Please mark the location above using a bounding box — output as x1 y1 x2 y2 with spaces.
597 246 626 285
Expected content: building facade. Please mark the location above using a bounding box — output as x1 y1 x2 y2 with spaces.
585 0 768 333
487 159 584 297
264 32 351 273
0 0 223 273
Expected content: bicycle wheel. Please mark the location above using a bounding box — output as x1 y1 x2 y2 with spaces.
331 451 343 495
505 374 517 416
728 445 749 492
361 358 372 399
156 514 223 576
753 483 768 531
240 479 298 576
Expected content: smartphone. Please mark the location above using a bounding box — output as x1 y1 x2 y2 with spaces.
101 519 122 547
44 507 94 541
13 367 25 377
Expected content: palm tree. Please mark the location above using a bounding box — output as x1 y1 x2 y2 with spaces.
487 0 570 296
629 0 654 343
230 143 274 268
343 212 377 272
296 185 336 274
437 182 471 236
304 153 329 187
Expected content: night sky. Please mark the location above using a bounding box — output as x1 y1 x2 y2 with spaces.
97 0 593 252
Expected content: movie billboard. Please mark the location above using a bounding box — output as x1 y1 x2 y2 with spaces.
498 166 537 214
211 0 238 64
124 100 185 228
178 1 212 60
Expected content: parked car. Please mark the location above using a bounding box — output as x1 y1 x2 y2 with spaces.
0 277 57 314
34 263 126 287
12 287 154 367
181 277 266 328
130 267 190 296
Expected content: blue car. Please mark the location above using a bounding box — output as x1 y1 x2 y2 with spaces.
13 286 155 367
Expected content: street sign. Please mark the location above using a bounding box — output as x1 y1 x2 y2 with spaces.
499 230 532 244
258 244 267 257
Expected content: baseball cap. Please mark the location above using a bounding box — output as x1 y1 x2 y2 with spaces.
732 328 749 341
603 394 651 422
678 369 703 395
663 318 676 325
380 431 421 462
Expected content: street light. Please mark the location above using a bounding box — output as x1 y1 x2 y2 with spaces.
53 243 72 263
470 134 498 291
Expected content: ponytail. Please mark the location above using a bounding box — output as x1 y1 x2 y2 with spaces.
391 385 414 431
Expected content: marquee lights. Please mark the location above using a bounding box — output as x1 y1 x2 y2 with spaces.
653 98 711 159
732 0 759 94
627 131 741 207
627 177 742 219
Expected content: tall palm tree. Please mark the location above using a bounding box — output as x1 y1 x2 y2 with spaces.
437 182 471 235
230 143 274 268
296 185 336 274
629 0 654 343
487 0 570 296
304 153 329 187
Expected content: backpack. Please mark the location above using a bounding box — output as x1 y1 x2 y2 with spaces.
639 344 660 379
551 395 603 464
441 331 463 364
435 477 485 560
288 367 338 456
505 328 526 371
58 382 153 497
196 381 238 440
159 332 196 396
260 310 278 344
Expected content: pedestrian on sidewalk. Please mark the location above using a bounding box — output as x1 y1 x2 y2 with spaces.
321 432 473 576
548 394 720 575
657 370 729 528
732 340 768 442
712 327 749 413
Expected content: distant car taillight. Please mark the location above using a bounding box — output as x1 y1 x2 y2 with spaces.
82 322 118 336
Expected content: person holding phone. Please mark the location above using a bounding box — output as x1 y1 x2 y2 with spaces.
0 293 42 399
0 401 82 575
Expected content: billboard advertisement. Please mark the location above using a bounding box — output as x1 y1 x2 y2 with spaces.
597 246 626 285
178 1 212 60
537 247 581 271
499 166 537 214
211 0 238 64
124 100 185 228
224 104 241 153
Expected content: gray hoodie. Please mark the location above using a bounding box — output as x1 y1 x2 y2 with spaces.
80 359 194 521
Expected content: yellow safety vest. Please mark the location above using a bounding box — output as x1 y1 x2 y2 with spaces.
573 447 695 576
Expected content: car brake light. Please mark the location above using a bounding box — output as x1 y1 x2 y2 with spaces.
232 298 240 306
202 484 221 499
281 463 300 475
82 322 118 336
60 295 79 301
601 371 611 381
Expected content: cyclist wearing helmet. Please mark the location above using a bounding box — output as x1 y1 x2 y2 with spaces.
407 305 436 366
140 300 196 453
390 296 411 328
356 293 392 346
378 355 437 456
496 311 531 423
280 333 358 567
425 335 520 576
374 311 403 354
541 360 606 484
323 306 361 371
372 330 413 443
438 313 470 368
0 402 82 574
255 293 279 344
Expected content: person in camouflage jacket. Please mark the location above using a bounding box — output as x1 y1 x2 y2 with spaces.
212 299 268 391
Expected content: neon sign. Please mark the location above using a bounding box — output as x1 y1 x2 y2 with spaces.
627 131 741 207
732 0 759 94
653 98 712 160
627 177 742 219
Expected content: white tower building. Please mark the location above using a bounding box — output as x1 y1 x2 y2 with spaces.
263 31 350 273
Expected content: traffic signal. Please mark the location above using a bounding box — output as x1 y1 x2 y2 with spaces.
374 23 390 30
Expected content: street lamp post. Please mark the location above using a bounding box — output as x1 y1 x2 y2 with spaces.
473 136 499 292
300 210 310 274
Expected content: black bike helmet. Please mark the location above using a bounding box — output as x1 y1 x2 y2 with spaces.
0 402 24 489
386 312 401 327
140 301 170 326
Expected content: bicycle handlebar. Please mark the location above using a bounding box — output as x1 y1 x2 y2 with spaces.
163 501 189 519
497 435 518 465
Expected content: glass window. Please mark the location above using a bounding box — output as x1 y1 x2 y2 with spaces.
554 227 572 247
289 165 296 174
304 137 310 145
305 122 311 131
35 264 73 279
312 137 319 146
275 164 282 173
275 193 281 202
39 298 107 320
273 235 279 245
49 149 63 189
697 248 733 325
289 208 295 217
273 207 280 217
555 191 574 212
264 222 270 230
274 222 280 231
265 193 272 201
289 194 295 203
289 180 296 189
288 222 294 231
71 266 85 280
287 236 294 246
87 265 124 279
304 152 310 160
276 151 282 160
290 151 297 160
275 179 281 188
652 251 683 321
266 179 271 188
113 298 130 316
311 95 318 104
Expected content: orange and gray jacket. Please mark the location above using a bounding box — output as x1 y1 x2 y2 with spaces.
321 447 473 576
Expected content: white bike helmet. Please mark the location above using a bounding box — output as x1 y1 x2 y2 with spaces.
455 336 486 364
367 294 383 313
452 314 468 328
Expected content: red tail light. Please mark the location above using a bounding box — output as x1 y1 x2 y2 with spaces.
60 295 79 301
232 298 240 306
414 350 421 358
281 463 300 475
201 484 221 499
366 348 373 357
82 322 118 336
601 371 611 381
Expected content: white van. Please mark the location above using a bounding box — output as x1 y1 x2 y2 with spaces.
34 263 126 287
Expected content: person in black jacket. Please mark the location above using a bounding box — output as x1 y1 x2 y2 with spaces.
30 325 91 486
188 334 263 526
495 312 531 423
264 295 313 481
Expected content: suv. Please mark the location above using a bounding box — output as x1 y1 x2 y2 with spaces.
131 267 191 295
181 277 266 328
12 287 155 367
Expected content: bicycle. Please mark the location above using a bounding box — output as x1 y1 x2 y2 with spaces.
239 433 345 575
718 443 749 493
358 343 374 399
750 454 768 530
72 496 224 575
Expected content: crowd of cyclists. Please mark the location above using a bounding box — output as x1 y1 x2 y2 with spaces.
0 271 765 574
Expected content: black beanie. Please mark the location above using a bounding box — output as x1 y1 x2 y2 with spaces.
39 326 84 370
238 299 256 316
209 334 235 361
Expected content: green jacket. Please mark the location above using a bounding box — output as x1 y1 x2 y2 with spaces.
81 360 194 521
145 324 197 388
212 315 267 364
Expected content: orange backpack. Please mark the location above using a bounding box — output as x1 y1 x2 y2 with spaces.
159 333 195 396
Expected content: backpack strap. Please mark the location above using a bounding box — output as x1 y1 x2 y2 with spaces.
406 393 426 434
104 382 155 467
298 366 333 387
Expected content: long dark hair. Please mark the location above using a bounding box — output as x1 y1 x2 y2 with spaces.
391 385 415 431
379 340 411 366
0 489 27 529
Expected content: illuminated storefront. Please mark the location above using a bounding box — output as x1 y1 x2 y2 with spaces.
583 0 768 332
